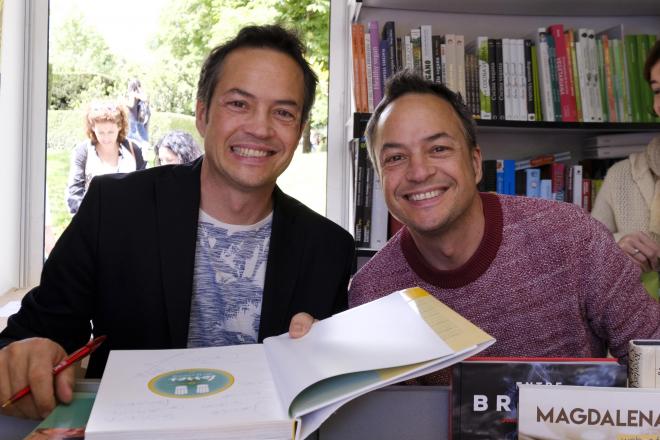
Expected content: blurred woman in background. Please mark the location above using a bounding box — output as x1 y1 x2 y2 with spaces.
153 131 202 166
66 101 147 214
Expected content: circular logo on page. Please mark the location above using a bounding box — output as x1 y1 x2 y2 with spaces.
148 368 234 398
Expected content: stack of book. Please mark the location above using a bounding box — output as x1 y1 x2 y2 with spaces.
582 132 656 159
350 21 659 123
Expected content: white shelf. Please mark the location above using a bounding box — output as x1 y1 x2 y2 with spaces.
357 0 660 17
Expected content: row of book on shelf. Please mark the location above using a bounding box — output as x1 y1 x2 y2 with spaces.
351 20 659 123
351 128 658 250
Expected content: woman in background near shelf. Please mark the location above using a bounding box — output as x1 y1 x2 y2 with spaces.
591 40 660 299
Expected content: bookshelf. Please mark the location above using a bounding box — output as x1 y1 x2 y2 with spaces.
326 0 660 243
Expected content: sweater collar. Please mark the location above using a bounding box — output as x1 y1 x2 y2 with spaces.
401 192 503 288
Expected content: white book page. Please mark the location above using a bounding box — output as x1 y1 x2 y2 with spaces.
264 291 454 413
85 345 290 436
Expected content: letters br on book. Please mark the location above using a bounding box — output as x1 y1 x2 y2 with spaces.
451 357 627 440
84 287 494 440
518 384 660 439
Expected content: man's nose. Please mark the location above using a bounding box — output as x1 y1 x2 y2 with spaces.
244 108 275 139
405 155 436 182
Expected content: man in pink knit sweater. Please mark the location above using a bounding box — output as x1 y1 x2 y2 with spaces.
349 71 660 384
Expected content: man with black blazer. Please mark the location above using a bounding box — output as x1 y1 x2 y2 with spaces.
0 25 354 420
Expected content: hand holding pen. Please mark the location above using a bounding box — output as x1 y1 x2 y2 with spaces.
0 335 106 419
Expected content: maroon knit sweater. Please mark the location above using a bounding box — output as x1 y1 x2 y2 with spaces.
349 193 660 384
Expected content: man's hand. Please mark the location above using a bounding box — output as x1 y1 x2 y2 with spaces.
618 231 660 272
288 312 316 339
0 338 76 419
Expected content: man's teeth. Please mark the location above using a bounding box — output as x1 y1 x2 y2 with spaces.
408 190 441 201
233 147 270 157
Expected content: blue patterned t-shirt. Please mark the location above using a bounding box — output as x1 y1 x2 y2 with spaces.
187 209 272 347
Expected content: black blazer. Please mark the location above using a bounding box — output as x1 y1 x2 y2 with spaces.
0 158 355 377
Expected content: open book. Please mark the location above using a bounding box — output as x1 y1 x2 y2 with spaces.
84 287 495 440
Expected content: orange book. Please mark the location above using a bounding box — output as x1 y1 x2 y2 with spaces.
351 23 369 113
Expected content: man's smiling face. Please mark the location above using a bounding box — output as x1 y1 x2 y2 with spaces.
373 92 482 237
196 47 304 194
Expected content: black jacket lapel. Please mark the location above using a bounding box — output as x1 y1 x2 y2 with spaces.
258 187 306 341
155 157 202 347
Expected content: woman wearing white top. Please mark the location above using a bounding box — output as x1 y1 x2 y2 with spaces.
66 101 147 214
592 40 660 298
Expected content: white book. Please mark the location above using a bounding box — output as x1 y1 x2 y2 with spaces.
515 39 526 121
628 339 660 388
420 25 434 81
576 30 593 122
571 165 583 207
535 28 554 121
369 172 388 250
502 38 513 120
404 35 414 70
586 29 604 123
84 288 495 440
456 34 466 102
364 33 375 112
444 34 457 93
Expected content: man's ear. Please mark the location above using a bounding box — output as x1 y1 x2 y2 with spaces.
471 145 483 185
195 100 207 138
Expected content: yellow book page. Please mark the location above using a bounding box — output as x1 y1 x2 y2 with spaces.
401 287 493 352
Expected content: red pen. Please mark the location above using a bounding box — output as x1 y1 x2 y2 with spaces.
1 335 107 408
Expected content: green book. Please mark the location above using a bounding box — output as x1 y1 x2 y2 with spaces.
596 39 609 122
24 392 96 439
625 34 641 122
531 44 542 121
637 34 653 122
649 34 660 122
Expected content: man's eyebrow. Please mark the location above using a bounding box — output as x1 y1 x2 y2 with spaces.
223 88 300 108
381 132 453 151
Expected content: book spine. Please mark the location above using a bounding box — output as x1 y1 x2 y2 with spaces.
628 341 660 388
637 34 653 122
456 34 467 102
477 37 492 119
525 168 541 198
432 35 443 84
495 39 505 121
581 178 592 212
488 39 500 120
595 38 610 122
566 30 582 122
524 39 535 121
625 35 641 122
601 35 617 122
411 28 422 76
380 39 390 88
536 29 555 121
404 35 414 70
502 38 512 120
552 162 566 202
350 24 368 113
363 149 374 247
382 21 397 77
576 31 592 122
531 43 542 121
364 32 375 112
370 169 388 250
571 165 583 207
587 29 604 123
546 32 563 121
549 24 577 122
420 25 434 81
369 21 383 107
